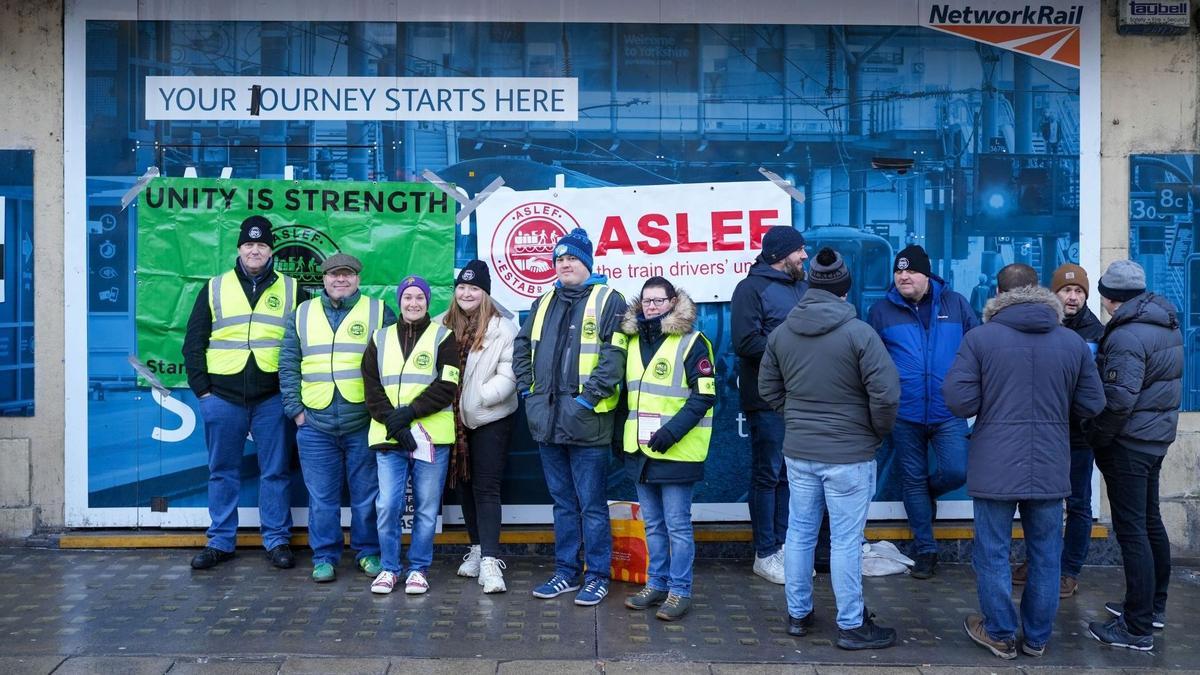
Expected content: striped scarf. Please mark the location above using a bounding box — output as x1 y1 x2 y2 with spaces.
448 313 480 488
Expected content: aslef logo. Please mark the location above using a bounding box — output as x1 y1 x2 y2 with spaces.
925 3 1084 68
490 201 575 299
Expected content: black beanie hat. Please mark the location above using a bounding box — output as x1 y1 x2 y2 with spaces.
238 215 275 247
894 244 932 277
808 247 852 297
760 227 807 264
455 259 492 295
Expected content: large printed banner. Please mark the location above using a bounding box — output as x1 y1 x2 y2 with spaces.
478 181 792 308
135 178 456 388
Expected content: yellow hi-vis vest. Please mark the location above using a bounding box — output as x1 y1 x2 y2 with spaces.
297 295 385 410
367 323 459 447
623 332 716 462
206 270 297 375
529 284 627 413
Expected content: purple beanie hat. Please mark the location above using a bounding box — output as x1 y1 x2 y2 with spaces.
396 275 432 306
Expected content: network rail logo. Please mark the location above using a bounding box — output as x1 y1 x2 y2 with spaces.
925 4 1085 68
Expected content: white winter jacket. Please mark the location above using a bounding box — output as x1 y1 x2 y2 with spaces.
458 315 519 429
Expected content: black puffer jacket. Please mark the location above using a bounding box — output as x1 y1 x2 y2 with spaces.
1086 292 1183 456
730 260 807 412
1062 304 1105 448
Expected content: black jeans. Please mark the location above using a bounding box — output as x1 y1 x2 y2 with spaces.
458 415 514 558
1094 444 1171 636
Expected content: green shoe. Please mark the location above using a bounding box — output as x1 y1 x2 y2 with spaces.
358 555 382 577
312 562 336 583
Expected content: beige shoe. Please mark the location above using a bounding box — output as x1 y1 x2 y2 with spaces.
1011 562 1028 585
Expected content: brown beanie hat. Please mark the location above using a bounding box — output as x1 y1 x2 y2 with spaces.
1051 263 1090 297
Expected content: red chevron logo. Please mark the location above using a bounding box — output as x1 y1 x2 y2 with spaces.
928 23 1080 67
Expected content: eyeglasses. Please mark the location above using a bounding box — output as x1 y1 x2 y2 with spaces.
641 297 672 307
324 270 358 279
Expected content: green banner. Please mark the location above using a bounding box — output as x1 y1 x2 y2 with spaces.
136 177 456 388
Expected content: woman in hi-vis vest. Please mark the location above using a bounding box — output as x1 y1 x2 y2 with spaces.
442 261 519 594
361 276 461 595
618 276 717 622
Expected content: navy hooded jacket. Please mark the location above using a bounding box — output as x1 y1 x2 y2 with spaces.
868 277 978 425
731 259 808 412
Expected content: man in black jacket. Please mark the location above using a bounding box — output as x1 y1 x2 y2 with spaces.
182 216 298 571
1086 260 1183 652
1013 263 1104 598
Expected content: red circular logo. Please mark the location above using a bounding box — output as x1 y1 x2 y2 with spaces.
490 202 576 298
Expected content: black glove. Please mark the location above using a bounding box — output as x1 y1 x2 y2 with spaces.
647 427 679 454
391 428 418 453
385 406 416 439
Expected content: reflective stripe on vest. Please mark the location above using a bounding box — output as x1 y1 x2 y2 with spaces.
297 295 384 410
623 331 714 462
206 270 296 375
367 323 456 446
529 284 626 413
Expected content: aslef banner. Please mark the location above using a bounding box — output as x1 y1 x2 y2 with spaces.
477 181 793 310
135 177 455 388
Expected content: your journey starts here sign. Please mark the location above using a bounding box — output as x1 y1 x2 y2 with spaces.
145 76 579 121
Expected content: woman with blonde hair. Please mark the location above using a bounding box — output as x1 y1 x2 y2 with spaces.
444 260 519 593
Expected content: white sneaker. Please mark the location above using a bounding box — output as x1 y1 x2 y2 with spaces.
405 570 430 595
371 570 397 594
457 545 482 578
753 550 786 585
478 557 507 594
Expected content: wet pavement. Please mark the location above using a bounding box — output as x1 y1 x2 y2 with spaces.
1 547 1198 673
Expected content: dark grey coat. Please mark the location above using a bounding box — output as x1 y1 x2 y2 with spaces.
758 288 900 464
513 278 627 447
943 286 1106 500
1085 292 1183 456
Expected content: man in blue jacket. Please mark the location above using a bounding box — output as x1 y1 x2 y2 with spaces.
868 245 977 579
944 264 1105 660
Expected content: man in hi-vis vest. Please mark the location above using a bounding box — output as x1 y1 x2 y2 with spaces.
183 215 298 571
513 227 627 607
280 253 395 584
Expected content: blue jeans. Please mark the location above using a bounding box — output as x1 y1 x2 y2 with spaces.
972 498 1063 648
376 445 450 575
891 418 968 554
635 481 696 597
783 457 875 630
199 393 293 552
1061 446 1094 578
748 410 788 558
539 444 611 581
297 424 379 566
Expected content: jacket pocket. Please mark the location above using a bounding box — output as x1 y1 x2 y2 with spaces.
523 392 550 441
556 398 601 444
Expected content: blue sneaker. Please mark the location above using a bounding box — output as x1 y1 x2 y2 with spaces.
574 577 609 606
532 573 581 599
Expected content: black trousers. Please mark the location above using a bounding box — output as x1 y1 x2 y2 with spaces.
1094 444 1171 636
458 415 515 558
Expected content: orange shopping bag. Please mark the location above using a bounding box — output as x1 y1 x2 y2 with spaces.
609 501 649 585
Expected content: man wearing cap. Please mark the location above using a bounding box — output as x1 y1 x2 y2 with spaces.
280 253 396 583
760 247 901 650
868 244 978 579
1085 260 1182 651
514 227 627 606
731 225 820 584
1011 263 1104 597
183 215 299 571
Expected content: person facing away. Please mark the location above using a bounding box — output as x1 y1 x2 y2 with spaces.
943 263 1104 661
759 247 901 651
279 253 393 584
867 244 978 579
182 215 298 572
512 227 627 607
1084 259 1182 652
618 277 717 622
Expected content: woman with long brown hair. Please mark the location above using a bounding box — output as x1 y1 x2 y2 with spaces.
443 260 519 593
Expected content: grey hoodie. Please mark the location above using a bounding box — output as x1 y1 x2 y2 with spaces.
758 288 900 464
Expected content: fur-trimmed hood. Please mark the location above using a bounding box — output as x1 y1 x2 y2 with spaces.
982 285 1064 332
621 289 698 335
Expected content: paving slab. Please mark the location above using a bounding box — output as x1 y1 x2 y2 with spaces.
710 665 816 675
0 656 66 675
387 657 499 674
604 661 710 674
279 657 389 674
496 660 602 674
51 656 173 674
167 657 283 674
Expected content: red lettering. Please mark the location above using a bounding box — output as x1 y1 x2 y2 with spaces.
675 213 707 253
712 211 743 251
596 215 634 255
749 210 779 249
636 213 671 255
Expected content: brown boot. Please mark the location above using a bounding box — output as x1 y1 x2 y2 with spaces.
1059 575 1078 598
964 613 1016 660
1011 562 1028 586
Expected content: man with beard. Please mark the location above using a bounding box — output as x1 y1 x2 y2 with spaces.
1011 263 1104 598
732 226 830 583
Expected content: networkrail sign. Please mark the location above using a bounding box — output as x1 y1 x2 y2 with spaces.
923 3 1084 68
